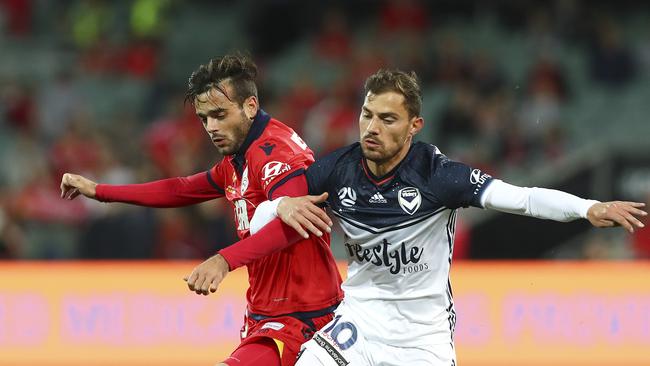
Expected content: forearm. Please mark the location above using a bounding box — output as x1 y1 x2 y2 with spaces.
221 174 313 269
96 172 222 208
219 218 304 270
482 179 599 222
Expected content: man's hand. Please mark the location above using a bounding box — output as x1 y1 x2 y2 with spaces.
277 193 332 239
60 173 98 200
183 254 230 296
587 201 647 233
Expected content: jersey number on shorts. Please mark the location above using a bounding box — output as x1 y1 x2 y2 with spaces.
322 315 357 350
234 199 250 231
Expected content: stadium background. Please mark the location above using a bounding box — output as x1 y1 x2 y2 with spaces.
0 0 649 364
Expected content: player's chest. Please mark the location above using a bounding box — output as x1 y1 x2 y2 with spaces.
330 175 440 220
221 163 266 233
222 164 264 203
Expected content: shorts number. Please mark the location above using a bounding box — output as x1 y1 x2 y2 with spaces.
322 315 357 350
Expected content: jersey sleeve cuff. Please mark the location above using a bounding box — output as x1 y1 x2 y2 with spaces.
579 199 600 219
217 249 237 271
95 184 109 202
478 179 498 208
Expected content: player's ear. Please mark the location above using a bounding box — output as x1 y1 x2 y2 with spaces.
410 116 424 137
243 96 258 120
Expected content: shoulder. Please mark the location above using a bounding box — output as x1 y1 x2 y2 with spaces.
398 142 477 202
399 142 442 181
327 142 362 162
252 118 313 158
304 143 360 193
262 118 294 139
310 143 361 172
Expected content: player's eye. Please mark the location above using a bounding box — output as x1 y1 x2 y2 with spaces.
211 112 226 120
362 113 372 119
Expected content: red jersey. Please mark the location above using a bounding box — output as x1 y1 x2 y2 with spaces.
96 110 343 316
209 111 342 315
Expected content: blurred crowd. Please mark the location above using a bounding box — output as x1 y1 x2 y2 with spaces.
0 0 648 260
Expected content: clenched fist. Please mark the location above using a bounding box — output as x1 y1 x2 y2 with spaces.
60 173 98 200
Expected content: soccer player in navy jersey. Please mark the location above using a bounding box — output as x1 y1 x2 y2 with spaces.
191 69 647 365
60 53 343 366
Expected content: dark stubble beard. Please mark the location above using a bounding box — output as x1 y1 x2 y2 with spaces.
220 111 252 156
360 146 389 165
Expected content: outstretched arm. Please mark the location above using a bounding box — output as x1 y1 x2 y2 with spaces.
60 171 223 208
482 180 646 232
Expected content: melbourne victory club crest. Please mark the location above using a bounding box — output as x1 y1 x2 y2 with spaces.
398 187 421 215
338 187 357 207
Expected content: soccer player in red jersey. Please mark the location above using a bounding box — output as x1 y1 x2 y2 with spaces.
60 53 343 366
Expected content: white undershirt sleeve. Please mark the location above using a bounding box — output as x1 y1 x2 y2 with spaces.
480 179 599 222
249 197 284 234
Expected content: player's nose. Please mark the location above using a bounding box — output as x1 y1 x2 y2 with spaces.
205 117 220 132
366 117 381 135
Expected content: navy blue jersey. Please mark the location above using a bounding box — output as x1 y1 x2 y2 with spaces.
306 142 492 229
304 141 493 346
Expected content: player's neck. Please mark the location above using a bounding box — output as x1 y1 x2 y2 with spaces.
366 144 411 178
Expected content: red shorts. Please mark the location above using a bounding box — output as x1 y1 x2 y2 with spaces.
232 305 337 366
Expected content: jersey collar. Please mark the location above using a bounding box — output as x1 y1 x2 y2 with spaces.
361 142 414 186
232 109 271 175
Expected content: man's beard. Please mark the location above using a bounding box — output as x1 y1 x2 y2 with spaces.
219 113 250 155
361 145 388 164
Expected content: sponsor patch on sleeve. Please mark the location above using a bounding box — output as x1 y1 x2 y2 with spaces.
261 161 291 188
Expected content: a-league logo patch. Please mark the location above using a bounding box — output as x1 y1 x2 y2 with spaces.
337 187 357 207
398 187 421 215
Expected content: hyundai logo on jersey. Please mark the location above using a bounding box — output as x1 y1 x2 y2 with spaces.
261 161 291 188
398 187 421 215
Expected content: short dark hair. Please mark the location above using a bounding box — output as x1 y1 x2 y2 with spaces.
364 69 422 119
185 53 258 106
